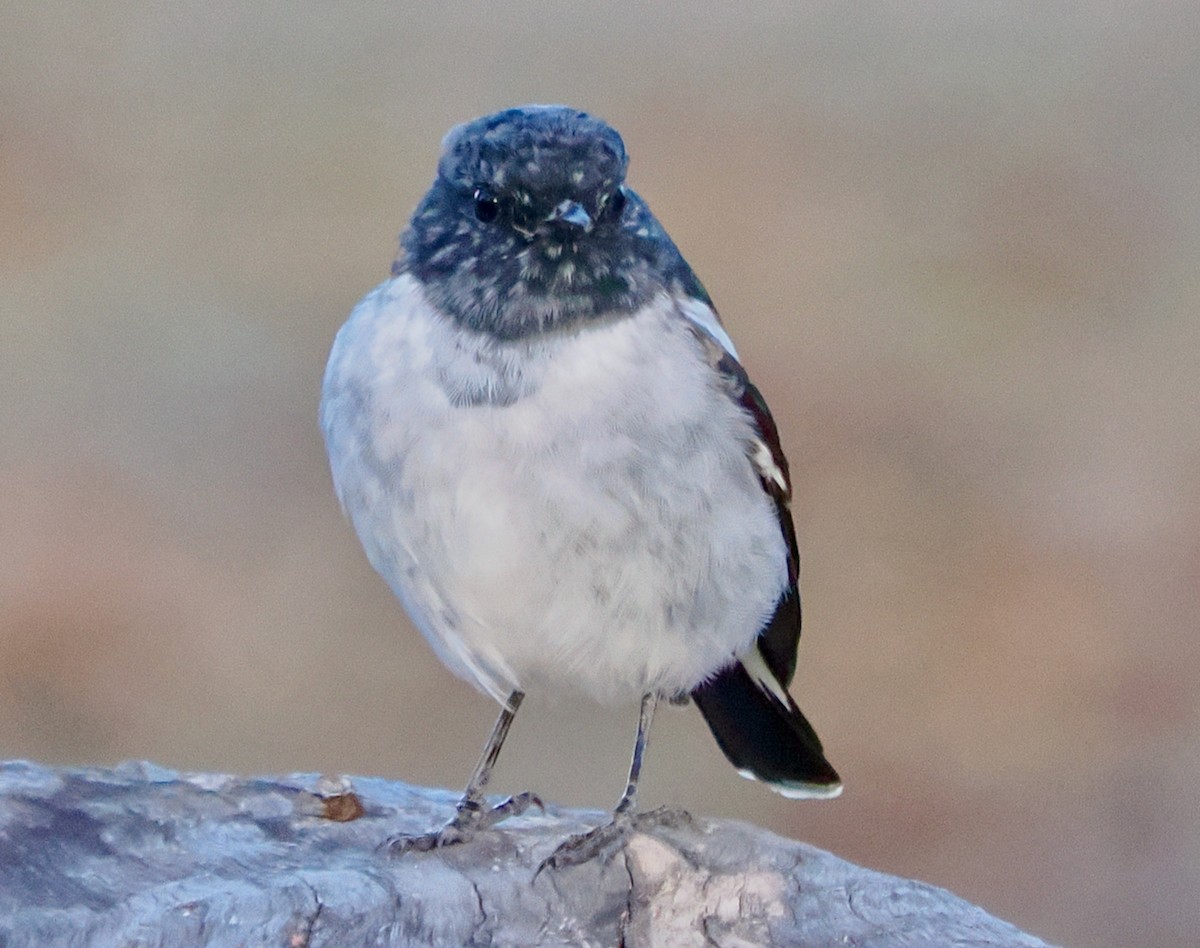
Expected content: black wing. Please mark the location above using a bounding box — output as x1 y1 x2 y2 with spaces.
682 312 841 797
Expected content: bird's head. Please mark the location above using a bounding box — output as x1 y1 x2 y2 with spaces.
439 105 628 241
398 105 705 339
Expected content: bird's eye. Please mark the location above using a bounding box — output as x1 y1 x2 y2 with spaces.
606 187 628 219
473 188 500 223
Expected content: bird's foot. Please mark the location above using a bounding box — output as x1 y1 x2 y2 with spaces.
384 791 542 855
536 804 692 873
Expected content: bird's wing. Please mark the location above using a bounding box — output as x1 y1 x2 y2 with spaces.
680 297 841 798
678 299 800 687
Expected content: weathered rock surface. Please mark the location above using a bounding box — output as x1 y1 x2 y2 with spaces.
0 760 1052 946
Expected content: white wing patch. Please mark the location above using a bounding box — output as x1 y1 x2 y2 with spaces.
750 437 788 495
679 297 738 360
740 644 793 710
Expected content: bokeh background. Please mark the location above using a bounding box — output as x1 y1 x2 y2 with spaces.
4 3 1198 944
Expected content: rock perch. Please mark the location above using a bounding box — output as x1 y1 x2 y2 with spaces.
0 760 1052 946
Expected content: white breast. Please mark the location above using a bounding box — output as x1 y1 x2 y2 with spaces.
321 275 786 704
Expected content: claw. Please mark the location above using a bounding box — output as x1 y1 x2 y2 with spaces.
536 813 632 876
383 791 542 856
480 791 543 829
535 805 693 876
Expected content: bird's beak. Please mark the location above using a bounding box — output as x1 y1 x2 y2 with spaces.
545 200 593 233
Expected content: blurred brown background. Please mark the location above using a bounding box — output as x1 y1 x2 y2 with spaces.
3 3 1198 945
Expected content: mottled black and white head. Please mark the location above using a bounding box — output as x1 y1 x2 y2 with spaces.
398 105 709 339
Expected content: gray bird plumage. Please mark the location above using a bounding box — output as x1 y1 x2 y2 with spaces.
321 105 840 856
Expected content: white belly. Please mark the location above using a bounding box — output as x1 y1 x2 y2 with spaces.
321 275 786 704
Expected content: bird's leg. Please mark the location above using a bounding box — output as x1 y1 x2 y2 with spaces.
613 689 656 815
445 689 531 832
387 690 540 854
539 692 686 872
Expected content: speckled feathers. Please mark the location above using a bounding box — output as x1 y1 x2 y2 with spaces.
398 105 709 339
437 106 628 221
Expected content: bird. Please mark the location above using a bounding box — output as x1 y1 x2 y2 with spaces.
320 105 841 858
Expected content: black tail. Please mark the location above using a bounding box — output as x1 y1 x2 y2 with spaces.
692 648 841 798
